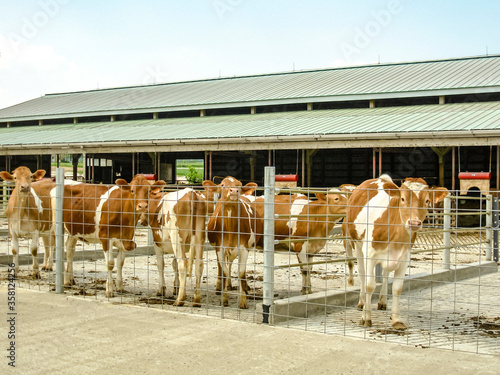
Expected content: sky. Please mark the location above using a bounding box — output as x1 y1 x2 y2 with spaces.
0 0 499 109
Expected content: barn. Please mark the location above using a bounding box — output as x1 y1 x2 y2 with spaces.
1 54 500 189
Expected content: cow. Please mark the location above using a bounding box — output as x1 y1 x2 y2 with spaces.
54 175 151 297
146 182 208 307
343 174 449 330
204 177 262 309
254 192 347 294
0 167 54 278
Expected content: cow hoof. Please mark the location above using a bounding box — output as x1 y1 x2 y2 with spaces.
173 300 185 307
32 272 41 280
239 302 248 309
193 301 202 308
156 288 166 297
64 279 76 286
392 321 407 330
360 319 372 327
357 302 364 311
377 302 387 311
105 291 114 298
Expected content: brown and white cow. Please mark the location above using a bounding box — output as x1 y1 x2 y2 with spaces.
54 175 151 297
204 177 262 309
0 167 54 278
146 182 208 307
254 192 347 294
343 174 449 330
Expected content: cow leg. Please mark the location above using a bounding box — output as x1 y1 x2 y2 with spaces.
344 238 355 287
41 234 55 271
172 257 179 296
154 244 166 296
225 250 236 291
173 240 189 307
192 235 204 307
360 257 377 327
390 261 408 330
237 246 249 309
355 244 366 310
218 247 230 306
115 250 126 293
102 241 115 298
29 232 41 279
10 235 20 277
64 236 77 286
377 265 389 311
296 243 314 295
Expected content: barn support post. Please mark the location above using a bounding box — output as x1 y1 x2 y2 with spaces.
431 147 451 187
306 150 317 187
493 197 499 263
443 195 451 270
72 154 79 181
452 147 456 191
262 166 275 324
55 167 64 294
486 194 493 261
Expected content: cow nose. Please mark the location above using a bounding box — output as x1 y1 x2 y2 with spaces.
20 184 30 192
407 219 422 231
136 202 148 212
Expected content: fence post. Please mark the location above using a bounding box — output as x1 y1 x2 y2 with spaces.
55 168 64 294
2 180 7 214
486 194 492 261
493 197 499 263
443 195 451 270
262 166 275 324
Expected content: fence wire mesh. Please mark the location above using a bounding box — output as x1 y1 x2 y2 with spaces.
0 172 498 355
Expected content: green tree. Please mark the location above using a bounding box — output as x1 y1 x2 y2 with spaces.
185 165 203 184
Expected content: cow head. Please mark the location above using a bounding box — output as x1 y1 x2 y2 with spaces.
203 176 257 203
315 192 348 218
398 178 449 231
115 175 151 225
0 166 46 195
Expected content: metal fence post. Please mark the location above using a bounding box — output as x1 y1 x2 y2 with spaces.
493 197 499 263
443 195 451 270
486 194 492 261
55 168 64 294
262 166 275 324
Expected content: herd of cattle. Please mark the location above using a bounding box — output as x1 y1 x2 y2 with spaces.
0 166 448 330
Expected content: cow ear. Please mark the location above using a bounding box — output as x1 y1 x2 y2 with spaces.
151 180 166 194
431 187 450 204
315 193 326 201
0 171 14 181
241 182 258 195
115 179 129 187
202 180 221 194
32 169 46 181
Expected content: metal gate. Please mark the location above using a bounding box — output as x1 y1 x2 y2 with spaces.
0 167 498 355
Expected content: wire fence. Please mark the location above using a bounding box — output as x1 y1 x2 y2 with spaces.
0 167 498 355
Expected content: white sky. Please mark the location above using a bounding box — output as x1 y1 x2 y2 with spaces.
0 0 499 109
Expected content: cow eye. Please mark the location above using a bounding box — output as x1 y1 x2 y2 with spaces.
401 197 405 202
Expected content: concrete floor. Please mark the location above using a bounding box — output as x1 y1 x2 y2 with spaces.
2 285 500 375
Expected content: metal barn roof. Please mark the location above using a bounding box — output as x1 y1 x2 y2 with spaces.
1 101 500 155
1 55 500 122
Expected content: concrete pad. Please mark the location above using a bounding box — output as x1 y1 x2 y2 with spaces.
1 285 499 375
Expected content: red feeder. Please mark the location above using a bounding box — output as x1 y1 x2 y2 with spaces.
275 174 299 182
140 174 157 181
458 172 491 180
